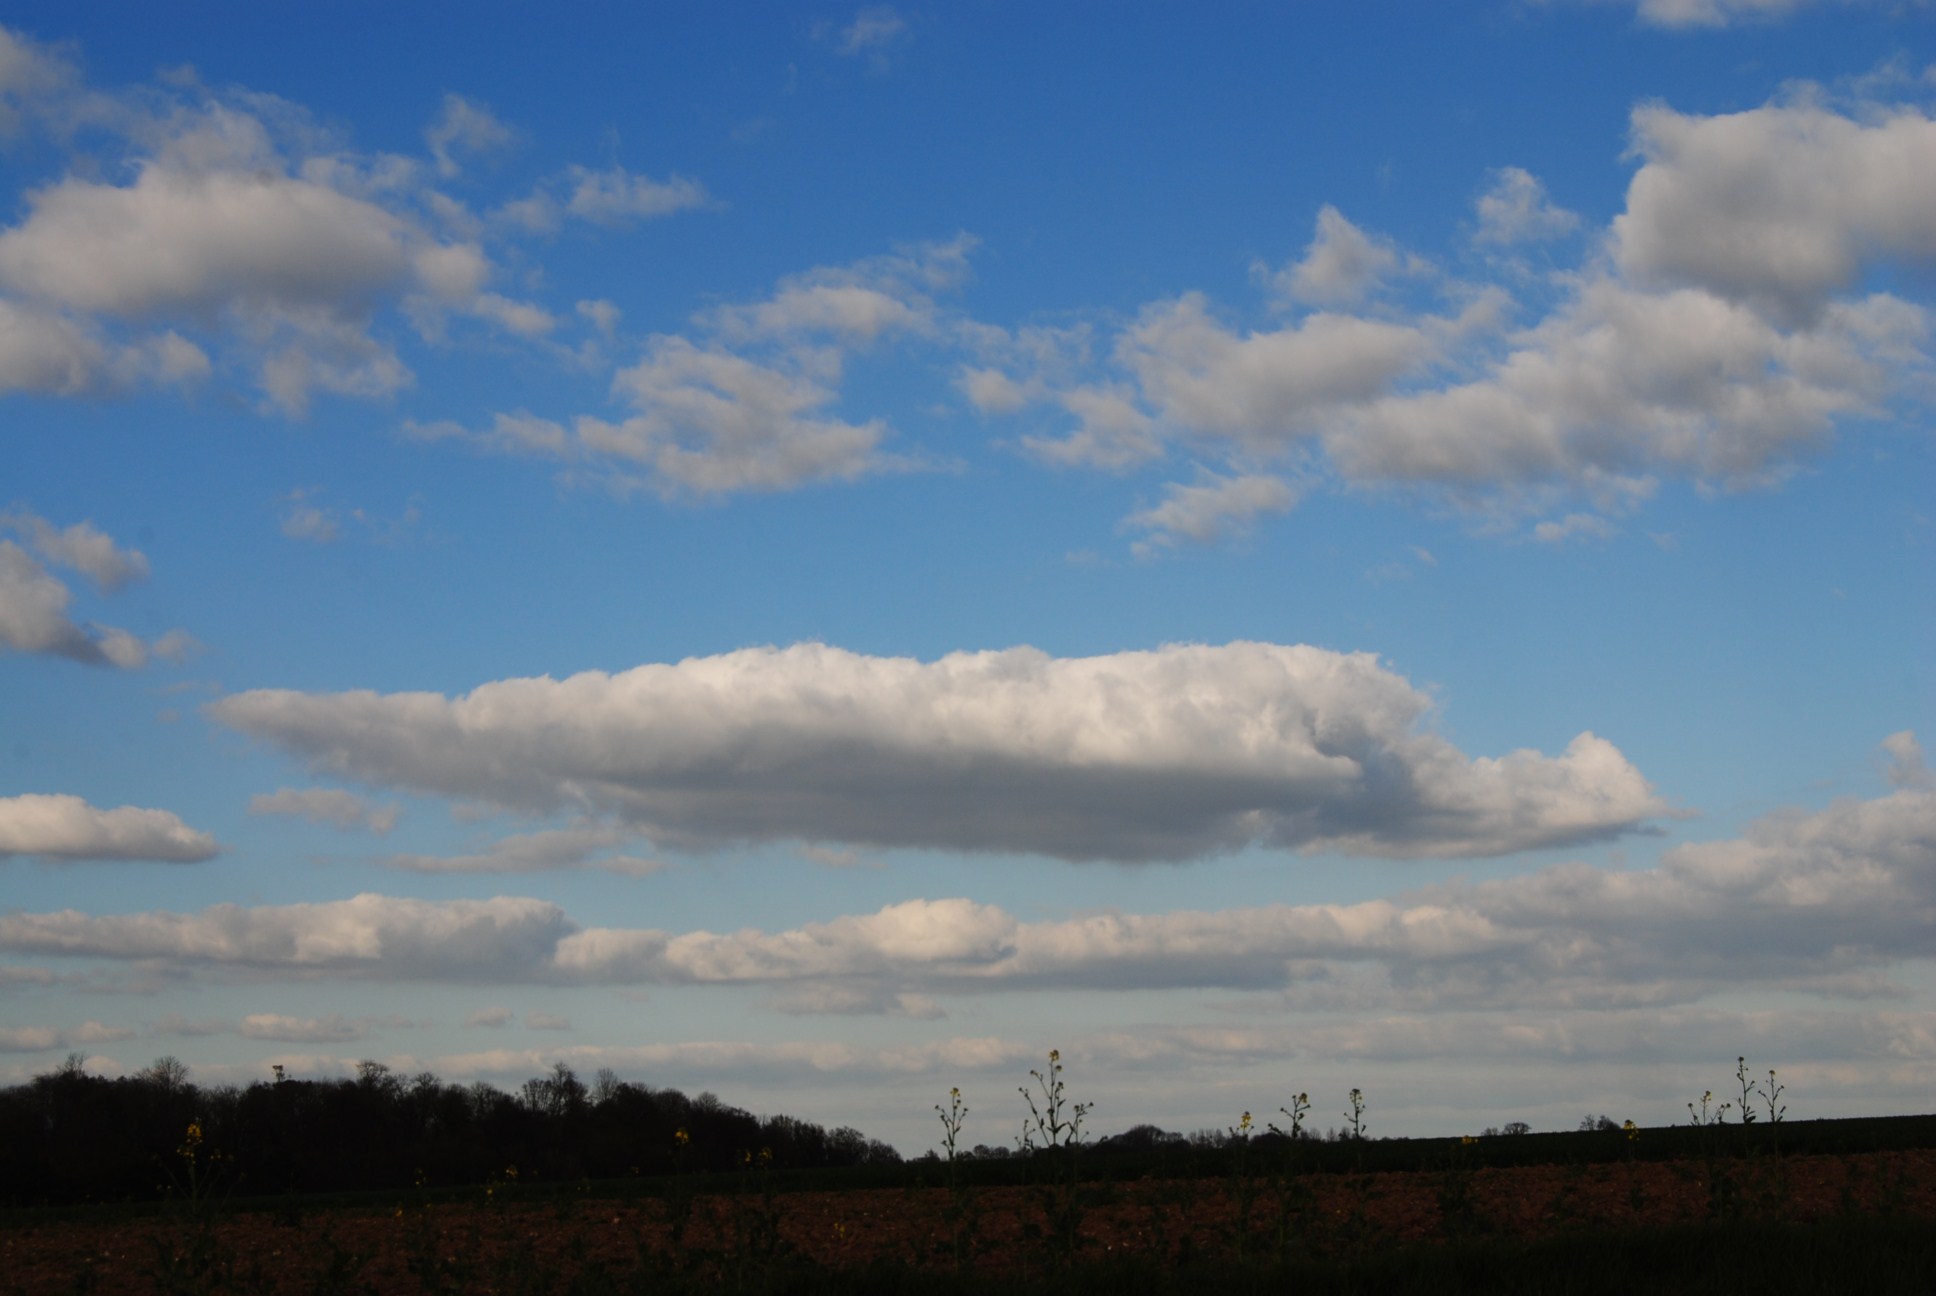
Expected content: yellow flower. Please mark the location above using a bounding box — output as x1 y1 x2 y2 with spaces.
674 1127 690 1146
1049 1049 1060 1063
1240 1111 1252 1132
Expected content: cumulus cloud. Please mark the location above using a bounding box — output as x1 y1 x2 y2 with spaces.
0 793 218 862
580 339 890 494
1474 168 1580 245
1 512 150 590
432 240 968 495
1117 293 1437 453
248 787 400 834
968 90 1935 541
1123 472 1300 554
1614 101 1936 323
209 641 1667 862
0 513 190 667
1329 277 1921 493
0 47 633 412
1262 206 1407 306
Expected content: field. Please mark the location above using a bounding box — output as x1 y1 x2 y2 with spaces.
6 1120 1936 1294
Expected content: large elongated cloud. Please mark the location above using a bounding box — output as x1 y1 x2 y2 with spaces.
209 642 1666 862
5 754 1926 1012
0 793 217 862
0 893 567 978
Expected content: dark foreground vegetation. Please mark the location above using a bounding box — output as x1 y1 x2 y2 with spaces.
3 1054 1934 1292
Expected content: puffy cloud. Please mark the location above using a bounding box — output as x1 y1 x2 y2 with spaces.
465 1006 515 1028
1615 101 1936 323
438 242 969 495
248 787 400 834
0 513 187 667
1882 732 1933 791
0 893 573 980
1262 206 1405 306
424 94 515 178
1474 168 1579 245
1329 277 1921 491
1122 472 1300 554
209 641 1667 862
0 511 149 590
0 52 611 412
1121 294 1437 453
705 237 970 343
0 298 104 395
0 793 217 862
581 339 889 494
0 160 413 319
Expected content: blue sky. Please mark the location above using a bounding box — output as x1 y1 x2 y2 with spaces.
2 0 1933 1150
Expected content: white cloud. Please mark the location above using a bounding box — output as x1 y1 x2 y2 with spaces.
249 787 400 834
705 237 970 343
1263 206 1405 306
466 1006 515 1028
1474 168 1580 245
1123 472 1300 554
0 793 218 862
0 299 105 395
0 892 572 979
0 1021 131 1054
1615 101 1936 323
581 339 890 494
1881 731 1933 791
424 94 515 178
564 166 708 228
524 1011 572 1031
1 508 148 590
8 739 1924 1017
209 641 1667 862
0 544 140 666
1330 277 1922 492
1122 294 1437 453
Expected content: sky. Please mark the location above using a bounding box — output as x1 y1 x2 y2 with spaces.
1 0 1933 1153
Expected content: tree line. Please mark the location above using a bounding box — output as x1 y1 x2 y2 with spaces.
0 1054 899 1207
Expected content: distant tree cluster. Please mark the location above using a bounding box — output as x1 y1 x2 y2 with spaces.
0 1055 898 1207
